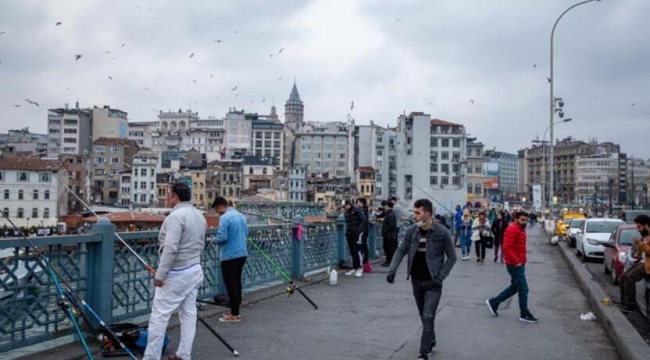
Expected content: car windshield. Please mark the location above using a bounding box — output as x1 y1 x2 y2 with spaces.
586 221 623 233
619 229 640 246
570 220 584 228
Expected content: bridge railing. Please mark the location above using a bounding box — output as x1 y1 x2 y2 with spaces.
0 217 398 353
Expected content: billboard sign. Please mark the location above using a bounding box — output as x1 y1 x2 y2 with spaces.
532 184 542 211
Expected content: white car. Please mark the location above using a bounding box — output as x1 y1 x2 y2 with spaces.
567 219 585 248
576 218 624 261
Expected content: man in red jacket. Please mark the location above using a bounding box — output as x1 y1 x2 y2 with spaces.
485 211 539 323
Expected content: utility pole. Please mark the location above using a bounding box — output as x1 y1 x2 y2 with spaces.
608 177 614 217
594 183 599 216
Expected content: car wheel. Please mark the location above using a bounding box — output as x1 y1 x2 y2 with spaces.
569 237 576 248
611 264 618 285
604 260 611 275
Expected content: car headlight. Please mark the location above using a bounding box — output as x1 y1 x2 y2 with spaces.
586 238 600 246
618 251 627 264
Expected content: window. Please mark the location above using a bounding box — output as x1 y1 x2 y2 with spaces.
430 138 438 147
441 164 449 173
453 139 460 147
43 208 50 218
4 189 8 199
64 128 77 134
0 172 4 181
430 163 438 172
141 169 147 176
467 167 473 174
430 176 438 185
40 172 51 182
249 168 254 174
141 182 146 189
112 158 120 164
376 173 382 182
262 168 267 175
110 146 120 152
44 190 50 200
64 137 77 143
140 194 147 202
32 208 38 218
17 172 29 182
452 152 461 161
452 176 461 185
441 139 449 147
151 182 154 190
95 157 105 164
2 208 8 217
134 182 138 189
441 176 449 186
33 189 38 200
17 208 24 218
18 190 24 200
441 152 449 160
453 164 461 173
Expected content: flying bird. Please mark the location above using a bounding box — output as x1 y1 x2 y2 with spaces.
66 87 71 91
427 102 432 105
209 74 214 79
144 88 151 91
277 77 283 81
108 76 113 80
395 17 401 23
193 79 197 83
103 51 111 55
269 54 274 58
74 54 82 60
231 85 238 91
350 101 355 110
0 31 5 35
120 43 125 48
24 99 40 107
632 103 636 107
533 64 537 68
55 22 62 26
11 104 20 107
469 99 475 104
189 53 194 59
214 39 223 43
279 48 284 54
546 77 551 83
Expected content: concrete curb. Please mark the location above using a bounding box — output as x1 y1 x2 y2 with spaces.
558 241 650 360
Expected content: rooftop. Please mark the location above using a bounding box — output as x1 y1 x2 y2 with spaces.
431 118 463 127
0 155 65 172
93 137 139 147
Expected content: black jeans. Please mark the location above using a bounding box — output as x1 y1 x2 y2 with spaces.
361 231 370 264
383 236 397 264
491 265 531 316
346 233 362 269
412 278 443 355
474 240 486 260
221 257 247 316
621 262 646 306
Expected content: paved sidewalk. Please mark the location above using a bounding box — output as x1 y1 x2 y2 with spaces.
165 226 619 360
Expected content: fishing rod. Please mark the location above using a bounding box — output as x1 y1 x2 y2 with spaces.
238 210 296 225
2 214 138 360
56 175 156 275
196 302 239 356
412 184 455 215
246 237 318 310
57 175 239 356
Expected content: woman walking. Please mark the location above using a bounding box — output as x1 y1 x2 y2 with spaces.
457 210 473 260
491 211 508 263
472 212 492 263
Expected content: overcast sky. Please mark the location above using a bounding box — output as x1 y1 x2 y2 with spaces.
0 0 648 158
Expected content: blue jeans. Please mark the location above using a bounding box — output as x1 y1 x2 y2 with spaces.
491 265 531 316
459 234 472 256
412 278 442 355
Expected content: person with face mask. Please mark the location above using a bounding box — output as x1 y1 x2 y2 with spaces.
485 211 539 324
617 214 650 313
211 196 248 323
386 199 457 360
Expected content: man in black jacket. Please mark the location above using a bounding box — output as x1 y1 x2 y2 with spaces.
387 199 457 360
344 199 367 278
356 197 371 267
381 201 398 267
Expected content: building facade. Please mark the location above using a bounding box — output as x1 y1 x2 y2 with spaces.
0 156 68 228
294 122 349 178
251 119 284 165
91 105 128 141
242 156 278 190
90 137 139 205
575 152 620 211
466 138 485 204
626 157 650 208
288 166 307 202
485 150 519 201
47 103 93 158
119 171 132 207
131 150 158 207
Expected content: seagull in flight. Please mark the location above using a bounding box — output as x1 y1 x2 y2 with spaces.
277 77 283 81
55 22 62 26
279 48 284 54
231 85 238 91
74 54 82 60
189 53 195 59
144 88 151 92
214 39 223 43
11 104 20 108
209 74 214 79
469 99 475 104
193 79 197 83
0 31 5 35
120 43 125 48
350 101 355 111
395 17 401 23
24 99 40 107
108 76 113 80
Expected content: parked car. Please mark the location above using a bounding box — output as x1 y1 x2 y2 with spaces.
567 218 585 248
576 218 624 261
601 225 639 284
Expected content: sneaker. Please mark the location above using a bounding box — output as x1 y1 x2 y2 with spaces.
485 299 499 317
344 270 356 276
428 339 437 354
461 255 467 261
219 314 242 323
416 353 428 360
477 258 481 263
355 269 363 278
519 313 539 323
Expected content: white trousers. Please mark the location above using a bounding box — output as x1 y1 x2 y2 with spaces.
143 265 204 360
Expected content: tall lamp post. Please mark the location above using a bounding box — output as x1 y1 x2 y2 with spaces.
532 118 572 210
549 0 601 216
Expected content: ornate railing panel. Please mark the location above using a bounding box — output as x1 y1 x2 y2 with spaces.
303 223 338 272
243 225 293 288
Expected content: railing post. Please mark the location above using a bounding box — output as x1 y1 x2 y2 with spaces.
291 225 305 279
368 221 377 260
336 214 346 263
88 218 115 325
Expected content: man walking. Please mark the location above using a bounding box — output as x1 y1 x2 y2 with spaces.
343 199 367 278
387 199 457 360
356 197 371 267
485 211 539 323
617 214 650 313
212 196 248 323
144 183 206 360
380 201 398 267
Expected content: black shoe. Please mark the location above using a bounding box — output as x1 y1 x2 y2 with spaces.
380 262 390 267
416 353 428 360
477 258 481 262
617 304 637 313
486 299 499 317
519 313 539 323
428 339 436 354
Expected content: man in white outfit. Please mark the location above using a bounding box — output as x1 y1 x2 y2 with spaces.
143 182 207 360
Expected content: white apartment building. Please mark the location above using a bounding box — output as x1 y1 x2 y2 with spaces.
47 103 93 158
118 171 132 207
627 157 650 207
131 150 158 207
242 156 278 190
396 112 467 211
127 121 156 148
223 110 252 159
288 166 307 202
91 106 128 140
294 122 350 178
0 157 68 228
352 122 399 203
575 152 620 207
251 119 284 165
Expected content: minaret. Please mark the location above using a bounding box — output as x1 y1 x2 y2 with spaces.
284 81 304 128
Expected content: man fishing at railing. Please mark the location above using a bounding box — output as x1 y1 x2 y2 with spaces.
144 182 207 360
212 196 249 323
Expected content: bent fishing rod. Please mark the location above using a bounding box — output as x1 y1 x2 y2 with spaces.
412 184 455 215
56 175 156 275
2 213 138 360
246 237 318 310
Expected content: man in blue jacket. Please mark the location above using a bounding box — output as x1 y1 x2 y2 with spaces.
212 197 248 323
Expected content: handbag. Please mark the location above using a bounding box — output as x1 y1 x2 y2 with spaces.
482 234 494 249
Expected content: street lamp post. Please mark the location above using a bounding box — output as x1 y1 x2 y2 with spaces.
533 118 572 210
549 0 601 216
